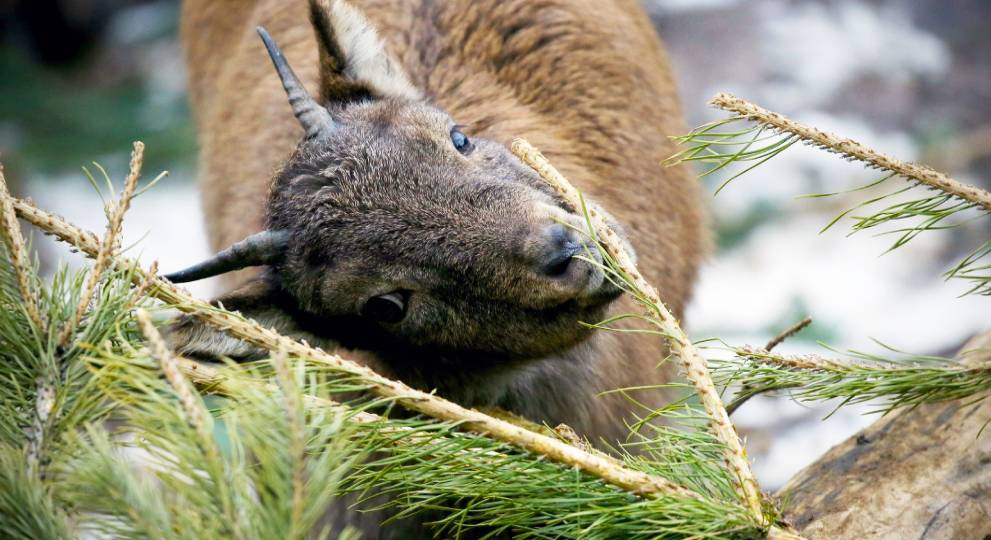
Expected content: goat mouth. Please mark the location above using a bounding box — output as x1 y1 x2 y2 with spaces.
551 254 624 309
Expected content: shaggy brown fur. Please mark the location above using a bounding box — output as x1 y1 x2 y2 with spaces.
177 0 705 535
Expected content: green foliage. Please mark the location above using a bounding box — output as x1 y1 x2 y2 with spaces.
664 100 991 421
0 236 146 538
0 445 72 540
65 351 363 540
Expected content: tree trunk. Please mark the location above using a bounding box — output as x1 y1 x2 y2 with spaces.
779 332 991 539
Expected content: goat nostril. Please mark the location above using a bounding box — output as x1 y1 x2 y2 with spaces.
540 223 580 277
543 253 573 277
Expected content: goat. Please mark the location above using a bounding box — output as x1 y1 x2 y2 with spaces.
172 0 705 533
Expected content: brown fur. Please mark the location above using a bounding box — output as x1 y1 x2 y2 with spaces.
177 0 705 535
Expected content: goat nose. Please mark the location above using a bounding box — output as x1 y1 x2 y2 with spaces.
537 223 582 277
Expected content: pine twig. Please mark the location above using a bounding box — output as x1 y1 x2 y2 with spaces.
9 196 702 504
124 260 158 311
725 318 815 416
672 94 991 295
718 345 991 412
736 346 852 371
59 142 144 348
764 317 813 352
709 93 991 214
136 308 245 540
0 167 53 475
511 139 768 527
137 309 216 454
0 166 44 332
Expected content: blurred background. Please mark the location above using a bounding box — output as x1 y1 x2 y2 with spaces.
1 0 988 490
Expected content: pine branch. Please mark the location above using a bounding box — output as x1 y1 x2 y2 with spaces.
511 140 776 531
724 318 813 416
668 93 991 295
148 357 757 538
710 94 991 214
714 344 991 413
0 165 44 332
269 347 306 539
71 338 362 538
0 445 71 540
59 142 143 348
7 196 704 505
136 309 246 540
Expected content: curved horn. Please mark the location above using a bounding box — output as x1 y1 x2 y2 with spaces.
257 26 335 140
163 230 290 283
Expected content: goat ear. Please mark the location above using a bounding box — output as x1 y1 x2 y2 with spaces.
164 279 314 362
309 0 422 103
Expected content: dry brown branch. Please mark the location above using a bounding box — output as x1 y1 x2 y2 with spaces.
9 196 702 503
59 142 145 347
710 93 991 214
0 166 44 332
765 317 812 352
510 139 768 526
725 318 815 416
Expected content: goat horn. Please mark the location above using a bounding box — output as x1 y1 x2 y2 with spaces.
163 230 290 283
257 26 335 140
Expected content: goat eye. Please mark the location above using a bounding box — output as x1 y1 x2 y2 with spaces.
361 292 406 324
450 127 473 155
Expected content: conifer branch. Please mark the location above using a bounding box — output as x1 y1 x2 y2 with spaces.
709 93 991 214
715 344 991 413
669 94 991 295
764 317 812 352
136 308 245 540
1 171 53 476
511 139 770 528
0 166 44 332
8 196 704 505
59 142 144 348
137 309 217 460
725 318 814 416
160 356 755 538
